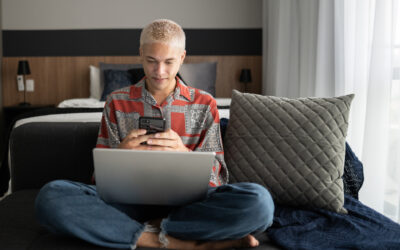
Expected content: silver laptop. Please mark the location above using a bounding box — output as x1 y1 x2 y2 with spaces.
93 148 215 205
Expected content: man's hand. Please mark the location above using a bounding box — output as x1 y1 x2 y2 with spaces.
145 129 190 152
118 129 151 150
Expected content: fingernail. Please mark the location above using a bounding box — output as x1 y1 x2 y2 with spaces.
147 139 152 144
155 133 159 138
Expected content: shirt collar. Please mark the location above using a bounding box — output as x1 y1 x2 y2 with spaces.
130 76 192 102
175 77 192 101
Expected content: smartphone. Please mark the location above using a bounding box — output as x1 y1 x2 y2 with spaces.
139 117 166 134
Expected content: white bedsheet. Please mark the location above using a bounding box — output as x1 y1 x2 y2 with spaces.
218 109 230 119
57 98 231 118
58 98 231 108
14 113 103 129
216 98 231 107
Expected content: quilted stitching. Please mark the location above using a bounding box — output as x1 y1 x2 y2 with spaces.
225 90 354 213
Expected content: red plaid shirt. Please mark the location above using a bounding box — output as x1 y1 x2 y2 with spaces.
96 78 228 186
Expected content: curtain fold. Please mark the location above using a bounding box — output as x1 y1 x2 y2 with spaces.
359 0 392 214
262 0 397 221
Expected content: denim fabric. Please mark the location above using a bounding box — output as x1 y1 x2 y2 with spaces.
35 180 274 249
162 182 274 241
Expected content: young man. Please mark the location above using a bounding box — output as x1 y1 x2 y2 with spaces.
35 19 274 249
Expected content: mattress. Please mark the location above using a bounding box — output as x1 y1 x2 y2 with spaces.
57 97 231 119
13 112 103 129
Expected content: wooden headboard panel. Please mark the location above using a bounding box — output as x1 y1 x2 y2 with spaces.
1 56 261 107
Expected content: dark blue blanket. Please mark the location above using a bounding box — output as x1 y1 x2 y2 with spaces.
267 195 400 250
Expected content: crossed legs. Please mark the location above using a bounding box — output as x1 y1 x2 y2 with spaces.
35 180 274 249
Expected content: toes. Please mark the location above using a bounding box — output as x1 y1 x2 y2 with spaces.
244 235 259 248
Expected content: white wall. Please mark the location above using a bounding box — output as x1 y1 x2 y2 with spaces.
2 0 262 30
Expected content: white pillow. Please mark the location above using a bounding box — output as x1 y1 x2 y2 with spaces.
89 65 101 100
58 98 105 108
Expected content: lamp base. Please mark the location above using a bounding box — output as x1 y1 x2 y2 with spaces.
18 102 31 106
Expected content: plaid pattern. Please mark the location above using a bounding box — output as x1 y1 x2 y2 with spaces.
96 77 228 186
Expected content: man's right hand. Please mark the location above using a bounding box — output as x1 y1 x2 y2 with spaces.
118 129 151 150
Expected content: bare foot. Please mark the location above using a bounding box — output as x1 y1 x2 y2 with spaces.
137 232 198 249
194 235 259 249
137 231 259 249
245 235 260 247
136 232 162 248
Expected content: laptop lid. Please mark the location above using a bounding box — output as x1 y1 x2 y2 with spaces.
93 148 215 205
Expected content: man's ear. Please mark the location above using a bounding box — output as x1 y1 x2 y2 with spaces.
139 48 144 63
180 50 186 64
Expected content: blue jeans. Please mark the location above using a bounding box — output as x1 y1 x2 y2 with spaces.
35 180 274 249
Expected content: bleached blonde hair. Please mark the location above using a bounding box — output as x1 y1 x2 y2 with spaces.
140 19 186 50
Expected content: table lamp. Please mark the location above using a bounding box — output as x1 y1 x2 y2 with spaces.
17 60 31 106
240 68 252 92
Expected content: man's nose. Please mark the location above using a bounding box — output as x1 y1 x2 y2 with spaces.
155 63 165 75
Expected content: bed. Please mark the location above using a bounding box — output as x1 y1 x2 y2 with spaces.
12 61 233 125
0 98 230 198
0 61 232 198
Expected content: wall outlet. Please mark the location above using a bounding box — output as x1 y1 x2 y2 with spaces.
26 79 35 92
17 75 24 91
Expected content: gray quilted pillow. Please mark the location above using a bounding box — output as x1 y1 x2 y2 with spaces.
224 90 354 213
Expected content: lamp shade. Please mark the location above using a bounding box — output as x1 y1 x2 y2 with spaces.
239 69 251 83
17 60 31 75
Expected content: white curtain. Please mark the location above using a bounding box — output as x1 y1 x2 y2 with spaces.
263 0 398 222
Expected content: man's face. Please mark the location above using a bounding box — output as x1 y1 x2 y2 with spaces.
140 42 186 94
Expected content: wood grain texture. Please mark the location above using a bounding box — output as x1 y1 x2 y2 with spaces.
2 56 261 106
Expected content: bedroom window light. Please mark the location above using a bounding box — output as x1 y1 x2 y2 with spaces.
384 0 400 223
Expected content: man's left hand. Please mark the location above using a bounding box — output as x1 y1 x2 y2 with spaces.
145 129 190 152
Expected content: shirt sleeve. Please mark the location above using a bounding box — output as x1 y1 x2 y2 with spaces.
96 96 121 148
194 99 229 186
